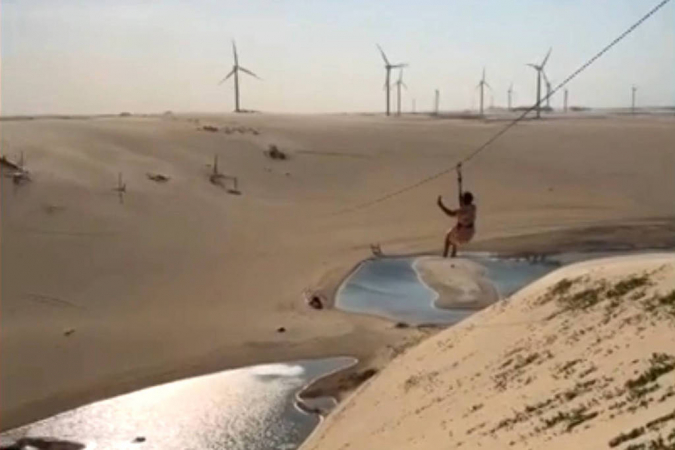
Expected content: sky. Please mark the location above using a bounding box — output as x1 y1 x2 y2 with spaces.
1 0 674 115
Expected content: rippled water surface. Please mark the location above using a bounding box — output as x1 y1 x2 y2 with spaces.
0 357 354 450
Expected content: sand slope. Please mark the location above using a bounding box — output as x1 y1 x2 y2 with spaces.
303 254 675 449
1 113 674 429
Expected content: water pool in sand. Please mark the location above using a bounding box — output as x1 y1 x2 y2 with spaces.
336 253 575 325
0 357 354 450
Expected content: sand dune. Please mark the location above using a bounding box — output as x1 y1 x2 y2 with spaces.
1 113 674 430
302 254 675 449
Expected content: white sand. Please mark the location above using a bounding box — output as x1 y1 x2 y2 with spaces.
415 256 499 309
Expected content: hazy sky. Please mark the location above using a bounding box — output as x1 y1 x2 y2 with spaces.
2 0 674 115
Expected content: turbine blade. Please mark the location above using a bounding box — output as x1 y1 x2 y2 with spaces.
526 63 539 70
482 67 486 82
232 40 239 66
239 67 261 79
401 81 408 90
218 68 236 85
376 44 390 66
485 81 492 91
541 47 552 67
391 63 408 68
541 70 550 85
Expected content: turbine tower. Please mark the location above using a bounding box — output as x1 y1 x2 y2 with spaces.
564 88 569 113
477 68 491 116
631 85 638 114
394 68 407 116
527 48 552 119
434 89 440 115
218 41 260 113
507 83 514 111
543 73 553 109
377 45 407 116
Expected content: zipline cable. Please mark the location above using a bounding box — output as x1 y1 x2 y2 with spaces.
333 0 672 216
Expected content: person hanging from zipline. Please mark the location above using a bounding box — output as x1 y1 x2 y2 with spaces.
437 164 476 258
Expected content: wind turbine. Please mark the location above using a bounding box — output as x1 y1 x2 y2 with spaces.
631 85 638 114
393 68 407 116
377 45 407 116
218 40 260 113
477 68 491 116
543 73 553 109
527 48 552 119
507 83 514 110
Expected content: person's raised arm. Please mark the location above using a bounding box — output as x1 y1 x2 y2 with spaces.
437 195 456 216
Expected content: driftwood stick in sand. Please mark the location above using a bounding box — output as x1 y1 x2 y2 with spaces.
0 155 22 171
112 172 126 193
113 172 127 204
1 151 32 185
209 154 241 195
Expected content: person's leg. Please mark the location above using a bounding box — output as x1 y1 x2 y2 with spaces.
446 228 459 258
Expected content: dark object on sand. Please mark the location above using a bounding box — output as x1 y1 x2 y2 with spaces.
202 125 219 132
119 112 132 117
132 437 146 444
146 173 170 183
113 172 126 193
306 293 325 310
113 173 127 204
63 328 75 337
265 145 287 160
209 155 242 195
370 243 383 257
348 368 377 385
11 171 31 185
0 155 22 171
1 437 85 450
395 322 410 329
277 327 286 333
1 154 31 185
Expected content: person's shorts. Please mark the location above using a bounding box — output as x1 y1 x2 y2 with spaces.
447 225 475 244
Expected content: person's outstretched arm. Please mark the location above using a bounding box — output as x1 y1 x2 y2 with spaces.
437 195 457 216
